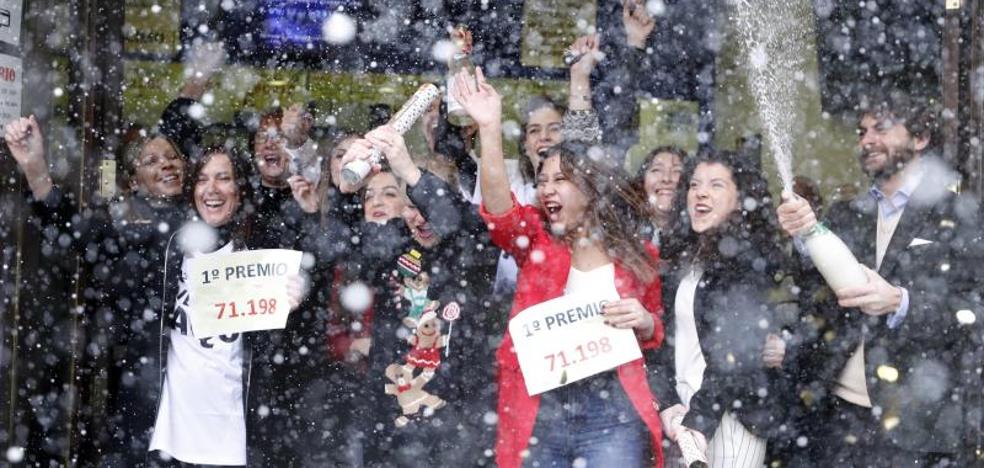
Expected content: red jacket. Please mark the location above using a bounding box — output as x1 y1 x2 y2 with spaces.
481 199 665 468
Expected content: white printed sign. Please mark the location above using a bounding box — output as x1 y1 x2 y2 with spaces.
508 290 643 396
0 1 23 46
0 53 20 124
188 249 303 338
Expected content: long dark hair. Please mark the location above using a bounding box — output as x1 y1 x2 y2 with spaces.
186 145 256 247
632 145 690 186
661 149 781 274
543 141 658 283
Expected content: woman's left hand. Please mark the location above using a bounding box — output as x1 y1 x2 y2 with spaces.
286 274 308 311
603 298 655 340
365 125 421 186
288 175 319 214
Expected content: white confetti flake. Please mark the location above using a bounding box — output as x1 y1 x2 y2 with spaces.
322 13 357 45
340 282 372 313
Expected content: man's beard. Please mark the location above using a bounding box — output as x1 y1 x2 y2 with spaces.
861 143 918 182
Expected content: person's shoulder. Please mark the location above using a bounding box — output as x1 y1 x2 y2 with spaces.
911 157 962 209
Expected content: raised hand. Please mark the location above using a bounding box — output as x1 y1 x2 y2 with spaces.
288 175 319 214
623 0 655 49
568 34 601 79
181 40 226 100
452 67 501 129
282 103 313 148
185 39 226 81
4 115 52 199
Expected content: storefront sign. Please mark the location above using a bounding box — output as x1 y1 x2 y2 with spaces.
124 0 181 56
521 0 596 68
0 0 22 46
0 53 21 124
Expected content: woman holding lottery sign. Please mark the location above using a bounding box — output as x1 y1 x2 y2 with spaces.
453 67 666 468
647 149 792 468
147 146 306 467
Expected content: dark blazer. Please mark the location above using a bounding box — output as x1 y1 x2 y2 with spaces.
648 246 791 440
794 157 982 454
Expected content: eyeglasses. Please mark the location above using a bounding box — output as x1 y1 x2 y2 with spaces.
256 128 285 145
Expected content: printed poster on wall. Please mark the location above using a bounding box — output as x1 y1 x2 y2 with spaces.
521 0 596 68
124 0 181 56
0 0 23 46
0 53 22 125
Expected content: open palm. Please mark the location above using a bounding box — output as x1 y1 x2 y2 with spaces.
452 67 501 128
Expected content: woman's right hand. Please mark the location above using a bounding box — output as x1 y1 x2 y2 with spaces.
337 138 379 194
568 34 601 79
776 192 817 237
3 116 52 198
659 403 688 442
452 67 501 129
288 175 319 214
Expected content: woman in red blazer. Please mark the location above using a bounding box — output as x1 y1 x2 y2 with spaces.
453 68 666 468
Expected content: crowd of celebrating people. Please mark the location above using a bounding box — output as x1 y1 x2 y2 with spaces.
3 2 982 467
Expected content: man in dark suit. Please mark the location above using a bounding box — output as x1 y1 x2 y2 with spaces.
776 91 982 466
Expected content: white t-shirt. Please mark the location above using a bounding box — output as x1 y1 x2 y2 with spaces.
564 263 618 296
149 242 247 465
674 266 707 408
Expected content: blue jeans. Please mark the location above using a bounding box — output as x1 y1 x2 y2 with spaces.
525 371 650 468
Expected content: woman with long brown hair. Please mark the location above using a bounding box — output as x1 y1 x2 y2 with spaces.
454 67 665 468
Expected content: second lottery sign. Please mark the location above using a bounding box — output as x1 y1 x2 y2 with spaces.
508 290 643 396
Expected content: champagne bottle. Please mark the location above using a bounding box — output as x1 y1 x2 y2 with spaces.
800 222 868 290
446 26 475 127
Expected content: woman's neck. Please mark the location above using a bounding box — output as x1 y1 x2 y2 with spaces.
136 192 177 210
653 209 671 230
569 236 611 271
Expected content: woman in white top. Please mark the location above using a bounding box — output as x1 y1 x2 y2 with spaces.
647 149 792 468
149 147 304 466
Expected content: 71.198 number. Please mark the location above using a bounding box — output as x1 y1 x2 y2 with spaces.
543 337 613 371
214 299 278 319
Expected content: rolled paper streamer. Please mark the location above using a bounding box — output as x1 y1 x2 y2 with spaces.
341 83 441 184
